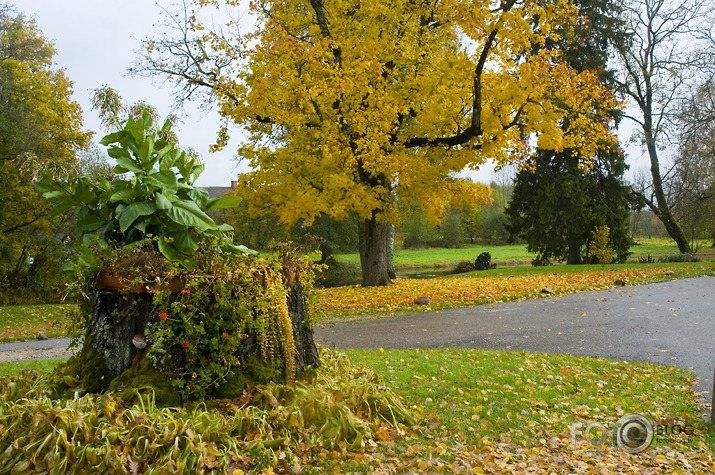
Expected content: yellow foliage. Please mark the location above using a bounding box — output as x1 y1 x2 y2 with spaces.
192 0 618 227
316 268 679 314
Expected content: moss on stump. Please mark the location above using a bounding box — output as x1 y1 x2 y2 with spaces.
66 283 320 405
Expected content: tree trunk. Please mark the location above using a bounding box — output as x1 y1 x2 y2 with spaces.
362 216 391 286
358 220 366 275
67 283 319 404
645 124 690 253
386 223 396 280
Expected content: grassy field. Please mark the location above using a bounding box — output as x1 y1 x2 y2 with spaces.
0 304 76 343
330 238 714 271
0 349 712 473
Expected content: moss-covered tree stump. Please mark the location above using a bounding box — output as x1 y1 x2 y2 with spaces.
67 282 320 406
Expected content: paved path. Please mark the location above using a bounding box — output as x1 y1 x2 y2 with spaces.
314 277 715 401
0 338 76 363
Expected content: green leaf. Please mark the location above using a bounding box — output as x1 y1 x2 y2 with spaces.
205 195 243 210
223 243 259 256
30 181 55 194
74 177 97 204
113 155 143 174
185 187 209 209
76 211 105 232
109 186 141 202
41 190 69 202
149 170 178 188
117 201 157 232
155 193 173 210
138 134 155 166
166 200 216 230
49 201 75 217
157 237 180 261
171 230 199 254
158 148 180 170
107 145 131 160
99 130 123 146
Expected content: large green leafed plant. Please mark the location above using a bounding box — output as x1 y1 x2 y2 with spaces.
32 112 253 268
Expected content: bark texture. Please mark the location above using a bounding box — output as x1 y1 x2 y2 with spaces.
71 283 319 402
362 217 391 287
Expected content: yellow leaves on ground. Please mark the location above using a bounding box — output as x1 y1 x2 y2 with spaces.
0 304 75 342
317 268 678 315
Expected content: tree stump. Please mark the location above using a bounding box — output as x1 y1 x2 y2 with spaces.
68 282 320 405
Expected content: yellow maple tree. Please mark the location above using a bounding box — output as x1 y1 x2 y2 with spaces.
142 0 619 285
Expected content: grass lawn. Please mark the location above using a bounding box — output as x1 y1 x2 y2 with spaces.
0 349 713 473
0 304 77 343
0 358 66 376
330 238 713 272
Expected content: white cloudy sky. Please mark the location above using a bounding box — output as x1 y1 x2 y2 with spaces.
22 0 251 187
21 0 648 187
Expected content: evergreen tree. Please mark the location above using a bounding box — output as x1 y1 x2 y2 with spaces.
507 147 631 264
506 0 631 264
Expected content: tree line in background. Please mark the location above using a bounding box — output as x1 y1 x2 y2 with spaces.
1 0 715 301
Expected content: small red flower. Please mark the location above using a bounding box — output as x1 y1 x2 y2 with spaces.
182 341 190 348
223 360 228 365
159 312 168 320
223 332 229 338
181 289 190 295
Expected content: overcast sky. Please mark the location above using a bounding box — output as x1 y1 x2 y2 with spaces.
22 0 252 186
21 1 647 187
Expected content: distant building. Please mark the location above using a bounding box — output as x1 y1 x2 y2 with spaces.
203 180 237 199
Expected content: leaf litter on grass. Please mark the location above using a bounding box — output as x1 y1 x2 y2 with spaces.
316 267 692 317
0 347 713 473
335 348 715 474
0 304 77 342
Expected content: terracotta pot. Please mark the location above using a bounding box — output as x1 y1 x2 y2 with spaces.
167 275 188 294
95 269 126 291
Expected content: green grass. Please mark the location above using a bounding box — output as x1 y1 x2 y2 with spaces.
326 348 714 473
0 304 77 343
455 260 714 279
330 238 712 272
1 349 712 472
0 358 66 376
334 243 536 269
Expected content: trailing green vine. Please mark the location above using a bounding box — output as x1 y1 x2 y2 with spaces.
62 236 318 401
148 248 300 400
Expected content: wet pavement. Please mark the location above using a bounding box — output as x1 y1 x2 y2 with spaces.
315 276 715 400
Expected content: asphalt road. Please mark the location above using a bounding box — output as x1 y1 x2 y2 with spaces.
314 276 715 400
